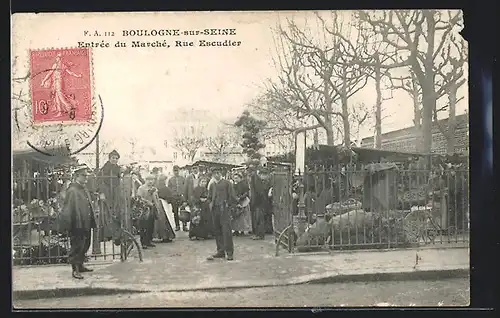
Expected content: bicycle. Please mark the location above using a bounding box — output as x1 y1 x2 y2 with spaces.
95 195 143 262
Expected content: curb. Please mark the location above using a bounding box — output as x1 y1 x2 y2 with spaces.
13 267 469 300
13 288 147 301
301 268 470 284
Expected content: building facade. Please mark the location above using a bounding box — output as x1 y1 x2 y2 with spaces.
360 114 469 154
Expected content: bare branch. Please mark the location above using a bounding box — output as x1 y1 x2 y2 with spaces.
171 124 207 162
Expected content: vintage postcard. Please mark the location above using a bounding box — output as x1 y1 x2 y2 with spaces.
12 11 469 309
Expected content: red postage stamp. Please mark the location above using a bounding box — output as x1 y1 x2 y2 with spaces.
30 48 93 124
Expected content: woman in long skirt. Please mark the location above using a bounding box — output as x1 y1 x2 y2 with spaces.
154 175 176 243
188 177 213 240
231 173 252 236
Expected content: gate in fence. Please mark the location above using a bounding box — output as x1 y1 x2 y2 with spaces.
272 164 470 254
270 164 293 252
12 175 142 266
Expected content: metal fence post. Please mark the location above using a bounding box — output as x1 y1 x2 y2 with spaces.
293 171 308 238
92 198 102 255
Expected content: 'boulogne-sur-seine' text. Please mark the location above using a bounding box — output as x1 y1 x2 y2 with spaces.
83 29 237 37
78 28 241 48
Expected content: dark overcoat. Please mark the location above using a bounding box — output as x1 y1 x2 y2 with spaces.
97 161 123 240
59 182 97 233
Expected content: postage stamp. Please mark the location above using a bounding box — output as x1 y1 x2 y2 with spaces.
13 47 103 156
30 48 93 124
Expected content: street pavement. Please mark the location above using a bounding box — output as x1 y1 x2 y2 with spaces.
14 278 470 308
13 203 470 299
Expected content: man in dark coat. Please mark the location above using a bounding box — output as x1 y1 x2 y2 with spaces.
167 165 187 231
249 167 267 240
259 168 274 235
97 149 122 242
207 167 237 261
61 164 97 279
184 166 200 209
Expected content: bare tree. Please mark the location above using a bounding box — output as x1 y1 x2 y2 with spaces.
390 70 425 151
358 9 464 153
389 23 467 154
433 35 467 154
126 137 146 162
172 124 206 162
263 12 373 146
349 102 372 145
369 52 397 148
204 125 241 162
248 91 315 150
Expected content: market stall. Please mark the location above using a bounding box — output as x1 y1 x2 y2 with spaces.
290 146 433 250
12 146 77 265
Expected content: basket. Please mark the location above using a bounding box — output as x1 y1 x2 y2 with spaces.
179 209 191 223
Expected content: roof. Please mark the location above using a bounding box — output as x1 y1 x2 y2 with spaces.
12 146 75 166
181 160 244 170
361 113 468 143
351 147 429 163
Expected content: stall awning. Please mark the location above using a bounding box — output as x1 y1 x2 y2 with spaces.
183 160 243 170
12 146 74 166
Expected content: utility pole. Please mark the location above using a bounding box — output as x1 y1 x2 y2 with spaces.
92 134 102 255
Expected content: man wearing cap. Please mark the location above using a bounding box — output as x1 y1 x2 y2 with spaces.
60 165 97 279
184 166 200 210
259 168 274 235
167 165 187 231
248 166 267 240
151 167 160 186
97 149 122 242
207 167 237 261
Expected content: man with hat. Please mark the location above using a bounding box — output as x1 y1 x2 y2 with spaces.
207 166 237 261
184 165 201 211
60 164 97 279
258 168 274 235
167 165 187 231
248 165 268 240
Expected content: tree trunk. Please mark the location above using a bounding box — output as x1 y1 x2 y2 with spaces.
446 86 457 154
313 128 319 149
189 152 197 162
325 127 334 146
341 96 351 146
413 97 423 152
323 73 335 146
421 88 435 154
324 114 335 146
374 64 382 149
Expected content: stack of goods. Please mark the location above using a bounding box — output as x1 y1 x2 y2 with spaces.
398 185 428 210
328 209 409 248
190 206 201 225
325 199 362 216
296 216 331 251
130 197 153 222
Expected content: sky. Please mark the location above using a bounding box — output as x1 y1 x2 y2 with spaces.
11 11 468 160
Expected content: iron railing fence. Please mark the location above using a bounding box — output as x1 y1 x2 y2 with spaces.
12 175 137 265
274 166 469 252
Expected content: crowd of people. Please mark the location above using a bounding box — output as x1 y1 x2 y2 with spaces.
60 149 275 279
